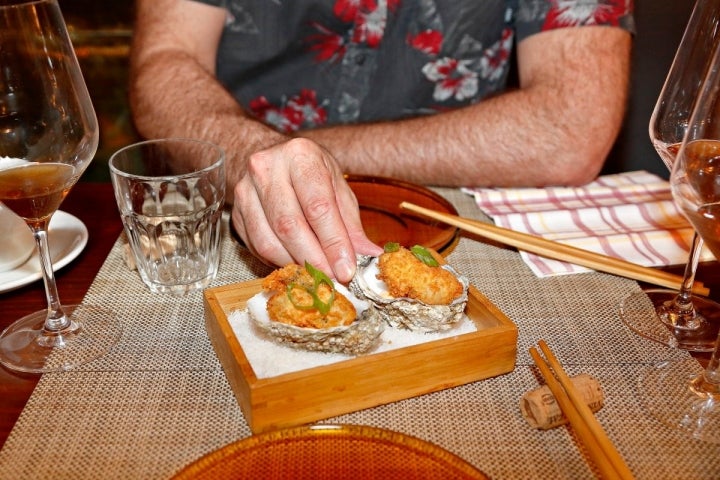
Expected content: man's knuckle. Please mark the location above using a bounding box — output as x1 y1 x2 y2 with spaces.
273 214 301 238
304 197 333 222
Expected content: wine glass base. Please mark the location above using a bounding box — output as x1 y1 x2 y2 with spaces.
0 304 121 374
640 358 720 444
619 289 720 352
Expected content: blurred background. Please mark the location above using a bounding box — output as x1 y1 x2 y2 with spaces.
59 0 692 182
60 0 136 181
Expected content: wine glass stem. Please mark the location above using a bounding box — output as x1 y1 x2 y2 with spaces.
677 232 703 304
695 333 720 396
662 232 704 328
33 227 70 332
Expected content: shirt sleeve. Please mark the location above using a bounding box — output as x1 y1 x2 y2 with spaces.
515 0 635 44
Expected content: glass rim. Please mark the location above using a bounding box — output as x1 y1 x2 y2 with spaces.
108 137 226 181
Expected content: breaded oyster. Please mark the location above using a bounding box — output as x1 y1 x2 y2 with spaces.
247 262 384 354
349 244 469 332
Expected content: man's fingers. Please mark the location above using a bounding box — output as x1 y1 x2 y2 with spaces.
233 138 380 282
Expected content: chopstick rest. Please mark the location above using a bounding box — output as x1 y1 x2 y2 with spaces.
529 340 635 480
520 373 604 430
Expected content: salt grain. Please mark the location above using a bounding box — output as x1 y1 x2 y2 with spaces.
228 309 477 379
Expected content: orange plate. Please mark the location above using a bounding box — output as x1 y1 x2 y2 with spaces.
346 175 460 255
172 424 489 480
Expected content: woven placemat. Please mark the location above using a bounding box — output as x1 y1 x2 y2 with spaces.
0 189 718 479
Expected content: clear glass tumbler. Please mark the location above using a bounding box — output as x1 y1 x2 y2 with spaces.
109 138 226 295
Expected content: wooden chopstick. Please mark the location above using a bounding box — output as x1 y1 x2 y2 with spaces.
399 201 709 296
530 341 635 480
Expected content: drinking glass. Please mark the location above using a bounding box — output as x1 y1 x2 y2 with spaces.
640 42 720 443
619 0 720 352
109 138 226 295
0 0 121 373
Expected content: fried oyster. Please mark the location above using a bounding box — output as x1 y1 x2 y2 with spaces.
377 245 464 305
349 244 469 332
247 262 384 354
262 264 357 329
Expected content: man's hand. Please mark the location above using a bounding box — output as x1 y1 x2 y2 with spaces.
231 138 382 283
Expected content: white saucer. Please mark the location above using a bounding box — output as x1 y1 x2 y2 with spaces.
0 211 89 294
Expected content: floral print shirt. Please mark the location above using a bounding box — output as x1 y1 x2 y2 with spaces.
189 0 634 132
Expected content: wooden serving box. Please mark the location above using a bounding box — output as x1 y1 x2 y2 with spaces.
204 280 517 433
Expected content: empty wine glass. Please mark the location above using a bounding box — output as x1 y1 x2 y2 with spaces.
641 41 720 443
0 0 121 373
619 0 720 352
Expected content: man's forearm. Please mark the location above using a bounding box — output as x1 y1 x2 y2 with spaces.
130 50 289 191
303 29 631 188
302 89 594 187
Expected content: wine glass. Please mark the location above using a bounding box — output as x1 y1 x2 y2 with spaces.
640 42 720 443
0 0 121 373
619 0 720 352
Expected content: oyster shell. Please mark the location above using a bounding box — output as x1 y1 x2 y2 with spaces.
247 283 384 355
349 254 470 332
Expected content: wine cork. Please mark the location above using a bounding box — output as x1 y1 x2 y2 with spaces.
520 373 604 430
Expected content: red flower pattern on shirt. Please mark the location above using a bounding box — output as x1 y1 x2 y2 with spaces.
309 0 401 59
307 22 347 62
288 89 328 127
333 0 378 23
249 89 327 133
407 29 443 56
422 57 479 102
414 26 514 103
544 0 630 28
481 28 514 82
352 3 387 47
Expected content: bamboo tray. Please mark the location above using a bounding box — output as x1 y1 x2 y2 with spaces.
204 279 517 433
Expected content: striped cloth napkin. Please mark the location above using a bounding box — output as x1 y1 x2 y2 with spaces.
462 170 715 278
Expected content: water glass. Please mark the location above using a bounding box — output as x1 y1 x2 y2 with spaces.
109 138 226 295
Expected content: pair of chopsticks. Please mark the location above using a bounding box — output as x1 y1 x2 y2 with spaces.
399 202 709 296
530 341 635 480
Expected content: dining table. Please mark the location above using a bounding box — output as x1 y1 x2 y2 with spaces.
0 181 719 479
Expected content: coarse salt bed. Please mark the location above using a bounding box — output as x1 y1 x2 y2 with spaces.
228 308 477 379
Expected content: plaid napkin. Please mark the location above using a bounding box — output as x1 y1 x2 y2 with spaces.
463 171 715 277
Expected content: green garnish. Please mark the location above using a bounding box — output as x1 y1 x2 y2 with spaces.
383 242 400 253
286 262 336 315
410 245 439 267
384 242 438 266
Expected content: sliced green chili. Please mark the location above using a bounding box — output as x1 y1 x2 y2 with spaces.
410 245 439 267
286 262 336 315
384 242 400 253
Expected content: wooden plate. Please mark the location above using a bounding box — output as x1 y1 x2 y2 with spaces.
172 424 489 479
346 175 460 255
